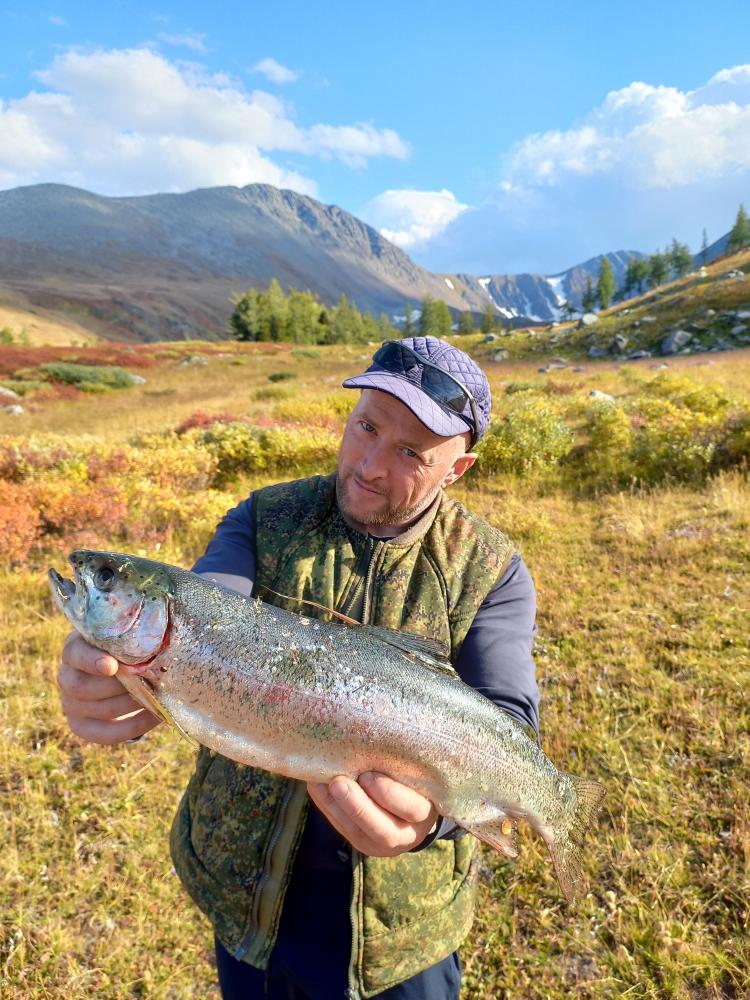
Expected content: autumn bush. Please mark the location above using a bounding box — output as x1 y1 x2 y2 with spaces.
0 481 42 564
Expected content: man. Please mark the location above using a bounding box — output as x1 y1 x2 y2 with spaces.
58 336 539 1000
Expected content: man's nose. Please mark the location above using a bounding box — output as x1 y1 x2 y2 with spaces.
359 442 388 480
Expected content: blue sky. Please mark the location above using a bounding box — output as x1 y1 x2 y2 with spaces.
1 0 749 274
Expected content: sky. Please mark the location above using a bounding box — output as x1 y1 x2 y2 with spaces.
1 0 749 275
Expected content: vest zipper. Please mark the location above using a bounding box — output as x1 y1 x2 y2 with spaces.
340 535 376 620
346 538 383 998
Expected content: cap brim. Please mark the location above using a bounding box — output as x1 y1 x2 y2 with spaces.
342 372 473 439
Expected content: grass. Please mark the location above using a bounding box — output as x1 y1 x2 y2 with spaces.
1 335 749 999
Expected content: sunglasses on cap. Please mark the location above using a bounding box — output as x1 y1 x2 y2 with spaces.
372 340 479 445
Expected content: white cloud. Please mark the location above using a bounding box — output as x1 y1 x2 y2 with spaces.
252 57 298 85
157 32 208 53
417 65 750 274
362 188 469 249
0 47 409 196
49 15 66 27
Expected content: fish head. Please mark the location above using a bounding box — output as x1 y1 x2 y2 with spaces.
49 549 172 665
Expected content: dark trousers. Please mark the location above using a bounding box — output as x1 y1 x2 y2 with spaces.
215 935 462 1000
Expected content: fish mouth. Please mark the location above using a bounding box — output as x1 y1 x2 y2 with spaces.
48 567 76 603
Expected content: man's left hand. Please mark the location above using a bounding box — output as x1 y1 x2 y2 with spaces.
307 772 439 857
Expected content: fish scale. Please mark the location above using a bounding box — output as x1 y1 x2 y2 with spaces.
49 548 605 903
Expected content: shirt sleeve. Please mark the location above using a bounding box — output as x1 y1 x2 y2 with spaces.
191 494 257 586
414 552 540 850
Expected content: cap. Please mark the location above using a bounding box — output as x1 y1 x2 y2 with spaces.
342 336 491 444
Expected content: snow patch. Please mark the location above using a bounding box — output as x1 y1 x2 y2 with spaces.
444 277 455 290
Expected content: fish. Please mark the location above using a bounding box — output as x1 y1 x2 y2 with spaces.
49 548 605 903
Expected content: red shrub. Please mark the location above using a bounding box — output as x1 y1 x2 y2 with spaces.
176 410 239 434
0 482 42 565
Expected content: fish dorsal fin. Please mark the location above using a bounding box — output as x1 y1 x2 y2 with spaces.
360 625 454 674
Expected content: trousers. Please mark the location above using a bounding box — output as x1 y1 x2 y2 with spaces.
215 936 462 1000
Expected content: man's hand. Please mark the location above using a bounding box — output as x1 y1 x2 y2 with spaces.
57 632 161 745
307 772 439 857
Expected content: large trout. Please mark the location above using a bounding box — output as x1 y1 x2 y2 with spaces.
49 549 605 903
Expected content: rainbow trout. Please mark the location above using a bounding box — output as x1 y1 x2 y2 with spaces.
49 549 605 902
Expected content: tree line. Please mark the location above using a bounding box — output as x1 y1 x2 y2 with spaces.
572 203 750 314
229 280 513 344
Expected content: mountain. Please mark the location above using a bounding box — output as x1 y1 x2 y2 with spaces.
0 183 491 341
0 182 643 340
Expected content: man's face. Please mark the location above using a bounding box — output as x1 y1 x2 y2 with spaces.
336 389 475 533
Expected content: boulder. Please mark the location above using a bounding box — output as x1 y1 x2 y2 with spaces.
0 386 20 399
714 338 733 351
587 345 608 358
579 313 598 327
129 373 147 384
730 324 748 336
588 390 615 403
611 334 628 353
661 330 691 355
641 315 658 324
491 349 509 362
0 404 23 415
626 350 652 360
483 333 498 343
650 363 670 370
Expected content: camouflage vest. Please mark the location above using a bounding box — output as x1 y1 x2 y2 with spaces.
171 474 514 998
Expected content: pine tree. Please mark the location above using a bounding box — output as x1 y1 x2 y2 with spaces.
631 257 650 293
728 203 750 253
648 251 669 287
700 228 709 266
419 297 452 339
596 257 615 310
457 310 474 335
479 302 496 334
582 275 596 313
669 238 693 278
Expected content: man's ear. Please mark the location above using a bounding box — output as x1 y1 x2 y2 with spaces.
442 452 476 488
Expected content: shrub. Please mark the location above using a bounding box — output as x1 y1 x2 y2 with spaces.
273 394 352 426
258 427 339 473
254 385 293 402
268 371 296 382
195 423 266 485
478 398 574 475
39 362 135 389
0 481 41 564
628 399 718 486
176 410 240 435
569 401 634 487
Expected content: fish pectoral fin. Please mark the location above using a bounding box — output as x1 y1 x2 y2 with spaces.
465 814 519 859
122 673 200 751
359 626 453 670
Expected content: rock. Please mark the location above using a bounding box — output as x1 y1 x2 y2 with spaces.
699 266 708 278
685 322 707 334
587 345 608 358
735 310 750 320
661 330 692 355
730 324 748 336
650 363 670 370
579 313 598 327
704 309 717 317
626 350 651 360
483 333 498 343
588 390 615 403
714 338 733 350
572 366 586 373
0 386 20 399
179 354 208 366
539 362 567 372
611 334 628 353
491 349 509 362
550 356 568 366
0 404 23 415
129 373 147 384
723 269 745 280
641 315 658 324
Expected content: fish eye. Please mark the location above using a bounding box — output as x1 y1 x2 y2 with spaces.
94 566 117 591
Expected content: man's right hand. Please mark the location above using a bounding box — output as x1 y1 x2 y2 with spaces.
57 632 161 745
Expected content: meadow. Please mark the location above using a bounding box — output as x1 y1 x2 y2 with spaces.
1 338 748 998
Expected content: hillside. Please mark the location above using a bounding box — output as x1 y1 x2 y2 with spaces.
0 183 644 342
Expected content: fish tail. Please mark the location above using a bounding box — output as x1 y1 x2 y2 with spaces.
548 775 606 904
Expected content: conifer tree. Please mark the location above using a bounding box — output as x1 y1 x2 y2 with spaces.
648 251 669 287
700 228 709 265
404 303 415 334
669 239 693 278
582 275 596 313
728 203 750 253
596 257 615 310
479 302 496 334
457 310 474 335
